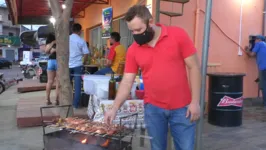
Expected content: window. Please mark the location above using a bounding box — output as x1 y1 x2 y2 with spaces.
119 19 134 48
89 18 133 50
8 32 14 36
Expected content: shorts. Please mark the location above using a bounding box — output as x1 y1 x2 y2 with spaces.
47 59 57 71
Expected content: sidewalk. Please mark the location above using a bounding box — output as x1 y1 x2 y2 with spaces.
0 86 266 150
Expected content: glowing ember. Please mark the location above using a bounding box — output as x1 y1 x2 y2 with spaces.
101 139 110 147
81 138 87 144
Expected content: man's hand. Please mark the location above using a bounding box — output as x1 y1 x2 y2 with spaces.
186 102 200 122
50 48 56 54
104 73 136 125
244 46 250 52
104 108 118 125
83 54 89 65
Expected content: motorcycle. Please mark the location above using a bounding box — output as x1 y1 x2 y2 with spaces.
20 64 37 79
0 73 22 94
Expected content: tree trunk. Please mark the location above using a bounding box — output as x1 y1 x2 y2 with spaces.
49 0 74 117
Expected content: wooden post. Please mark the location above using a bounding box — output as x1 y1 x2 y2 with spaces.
49 0 74 116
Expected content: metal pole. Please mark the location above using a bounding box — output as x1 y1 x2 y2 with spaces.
155 0 160 23
262 0 266 35
195 0 213 150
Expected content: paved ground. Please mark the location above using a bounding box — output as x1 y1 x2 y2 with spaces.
0 65 23 79
1 67 266 150
203 102 266 150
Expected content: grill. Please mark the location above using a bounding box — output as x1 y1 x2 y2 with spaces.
40 105 138 150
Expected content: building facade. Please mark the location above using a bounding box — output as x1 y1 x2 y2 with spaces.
0 5 20 62
75 0 264 99
4 0 265 99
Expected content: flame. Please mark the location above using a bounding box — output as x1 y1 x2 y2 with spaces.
81 138 87 144
101 139 110 147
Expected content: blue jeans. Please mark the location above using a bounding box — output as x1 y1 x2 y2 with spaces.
69 66 83 108
144 104 195 150
94 67 114 75
261 70 266 106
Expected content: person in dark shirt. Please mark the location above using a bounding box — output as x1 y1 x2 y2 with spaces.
45 33 59 105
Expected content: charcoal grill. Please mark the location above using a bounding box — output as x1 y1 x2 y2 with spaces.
40 105 138 150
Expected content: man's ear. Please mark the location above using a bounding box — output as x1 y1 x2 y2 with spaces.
149 18 153 25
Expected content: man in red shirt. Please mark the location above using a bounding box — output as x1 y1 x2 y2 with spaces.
104 5 201 150
94 32 126 75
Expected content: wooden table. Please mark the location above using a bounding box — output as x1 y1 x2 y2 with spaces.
84 65 99 74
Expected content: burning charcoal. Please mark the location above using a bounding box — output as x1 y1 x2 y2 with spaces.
101 139 110 147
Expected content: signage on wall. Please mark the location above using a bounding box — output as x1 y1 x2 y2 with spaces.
217 96 243 107
0 36 20 46
102 7 113 38
22 51 33 62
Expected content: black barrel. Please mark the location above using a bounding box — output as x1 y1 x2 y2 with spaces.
207 73 246 127
39 62 48 83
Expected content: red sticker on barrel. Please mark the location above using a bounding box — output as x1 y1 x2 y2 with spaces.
217 96 243 107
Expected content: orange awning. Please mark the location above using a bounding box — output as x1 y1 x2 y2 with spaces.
5 0 110 25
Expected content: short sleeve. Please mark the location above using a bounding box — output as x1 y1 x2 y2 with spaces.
252 43 260 53
124 47 138 73
107 46 116 61
178 28 197 59
82 41 90 54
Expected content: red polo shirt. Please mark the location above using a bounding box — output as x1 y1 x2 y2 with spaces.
125 24 197 110
107 42 119 61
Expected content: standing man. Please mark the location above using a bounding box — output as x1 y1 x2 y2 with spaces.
104 5 201 150
246 35 266 107
94 32 126 75
69 23 89 108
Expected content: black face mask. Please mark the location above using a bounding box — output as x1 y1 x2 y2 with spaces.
133 26 154 46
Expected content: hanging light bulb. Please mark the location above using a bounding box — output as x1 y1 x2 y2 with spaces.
62 4 66 9
49 16 56 25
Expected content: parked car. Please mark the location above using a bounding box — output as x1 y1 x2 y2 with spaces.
0 58 12 69
0 73 4 94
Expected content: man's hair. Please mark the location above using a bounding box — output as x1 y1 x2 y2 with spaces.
124 5 152 23
110 32 121 42
72 23 82 33
256 35 266 41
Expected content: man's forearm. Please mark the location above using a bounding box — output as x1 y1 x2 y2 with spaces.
106 60 112 67
189 67 201 104
83 54 88 65
112 79 133 111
